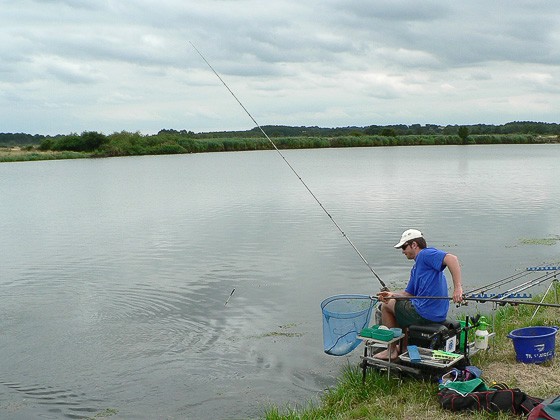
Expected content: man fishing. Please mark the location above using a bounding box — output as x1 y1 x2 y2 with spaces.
375 229 463 360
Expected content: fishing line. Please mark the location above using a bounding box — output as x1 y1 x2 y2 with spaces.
191 42 388 291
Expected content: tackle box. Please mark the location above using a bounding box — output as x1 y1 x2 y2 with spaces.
399 347 464 368
360 325 395 341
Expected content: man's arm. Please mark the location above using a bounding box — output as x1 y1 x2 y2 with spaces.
444 253 463 302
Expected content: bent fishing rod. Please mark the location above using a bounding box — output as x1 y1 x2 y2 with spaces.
190 42 388 291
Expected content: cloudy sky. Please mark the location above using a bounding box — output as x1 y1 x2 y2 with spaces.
1 1 559 135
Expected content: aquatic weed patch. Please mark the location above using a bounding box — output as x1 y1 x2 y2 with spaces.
519 235 560 246
260 331 304 338
86 408 119 419
256 323 305 339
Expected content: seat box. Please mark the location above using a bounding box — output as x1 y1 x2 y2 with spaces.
408 323 459 352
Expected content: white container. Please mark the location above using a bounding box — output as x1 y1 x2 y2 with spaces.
475 317 489 350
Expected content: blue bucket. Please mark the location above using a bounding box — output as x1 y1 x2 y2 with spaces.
507 326 559 364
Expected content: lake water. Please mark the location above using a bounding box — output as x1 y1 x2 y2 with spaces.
1 145 559 419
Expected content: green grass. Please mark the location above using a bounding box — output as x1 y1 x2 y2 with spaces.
0 148 88 162
264 285 560 419
0 133 550 163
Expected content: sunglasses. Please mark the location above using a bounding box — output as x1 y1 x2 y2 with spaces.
401 241 412 250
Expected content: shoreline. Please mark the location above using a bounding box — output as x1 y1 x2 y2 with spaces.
265 288 560 419
2 133 559 163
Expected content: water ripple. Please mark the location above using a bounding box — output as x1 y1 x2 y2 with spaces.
2 146 560 419
0 380 106 419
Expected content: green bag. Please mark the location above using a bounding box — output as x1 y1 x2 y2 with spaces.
439 378 490 396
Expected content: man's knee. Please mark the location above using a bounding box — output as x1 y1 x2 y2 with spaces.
384 300 396 312
381 303 395 317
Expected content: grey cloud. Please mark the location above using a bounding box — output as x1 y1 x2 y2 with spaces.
1 0 559 135
42 60 101 84
30 0 97 9
327 0 450 22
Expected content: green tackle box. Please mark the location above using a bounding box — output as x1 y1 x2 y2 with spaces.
360 325 394 341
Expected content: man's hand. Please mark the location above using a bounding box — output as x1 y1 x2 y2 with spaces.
377 290 394 303
452 285 464 303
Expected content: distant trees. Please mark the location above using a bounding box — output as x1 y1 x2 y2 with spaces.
458 126 469 144
0 133 46 146
40 131 107 152
501 121 553 134
3 121 559 158
380 128 397 137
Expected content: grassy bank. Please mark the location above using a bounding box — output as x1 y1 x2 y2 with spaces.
265 287 560 419
0 148 87 162
2 133 557 163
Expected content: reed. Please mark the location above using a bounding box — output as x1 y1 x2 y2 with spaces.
1 133 544 163
0 148 87 162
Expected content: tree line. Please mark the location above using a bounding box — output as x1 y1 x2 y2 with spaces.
157 121 560 139
0 121 558 156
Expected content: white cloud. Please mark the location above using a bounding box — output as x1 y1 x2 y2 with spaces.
1 0 559 135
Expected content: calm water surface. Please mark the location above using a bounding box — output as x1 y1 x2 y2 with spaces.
1 145 559 419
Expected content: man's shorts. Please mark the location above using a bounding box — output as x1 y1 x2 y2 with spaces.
395 299 434 327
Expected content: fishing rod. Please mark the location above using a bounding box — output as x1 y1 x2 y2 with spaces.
465 270 533 295
497 271 559 298
190 42 388 291
389 295 560 308
466 267 559 297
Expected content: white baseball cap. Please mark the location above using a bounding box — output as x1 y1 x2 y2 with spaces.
394 229 423 248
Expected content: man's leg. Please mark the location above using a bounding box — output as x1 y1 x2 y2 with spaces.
380 299 398 328
374 299 399 360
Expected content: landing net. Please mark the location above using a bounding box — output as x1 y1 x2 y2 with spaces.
321 294 376 356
